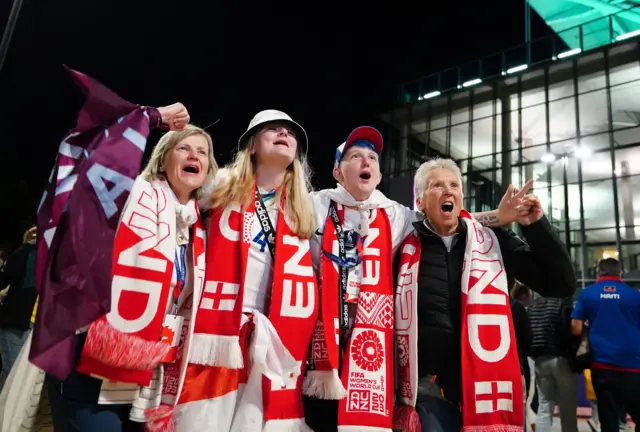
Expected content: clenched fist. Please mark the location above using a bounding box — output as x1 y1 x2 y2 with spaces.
158 103 190 131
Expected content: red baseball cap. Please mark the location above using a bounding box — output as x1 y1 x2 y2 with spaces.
344 126 383 155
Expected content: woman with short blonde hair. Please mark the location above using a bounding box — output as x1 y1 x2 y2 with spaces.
140 124 218 200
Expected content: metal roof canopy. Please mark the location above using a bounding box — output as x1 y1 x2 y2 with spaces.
529 0 640 50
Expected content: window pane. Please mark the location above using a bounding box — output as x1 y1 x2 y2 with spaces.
472 155 496 172
617 174 640 240
496 115 502 166
548 157 566 186
520 140 576 166
450 123 469 159
549 98 577 142
472 117 494 157
430 111 447 130
581 132 610 153
521 84 545 108
411 116 428 134
578 53 606 93
451 106 469 126
521 104 547 146
538 185 566 236
429 128 447 156
510 93 519 111
577 150 614 182
473 99 493 120
579 90 609 136
610 81 640 131
510 110 520 151
613 126 640 147
621 244 640 274
584 228 618 243
567 183 582 234
548 78 574 102
583 179 616 229
614 147 640 177
608 59 640 87
511 165 524 190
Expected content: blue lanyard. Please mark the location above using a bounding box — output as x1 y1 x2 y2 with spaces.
174 244 187 304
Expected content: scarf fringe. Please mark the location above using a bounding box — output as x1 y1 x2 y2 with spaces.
84 319 170 370
188 334 244 368
263 418 314 432
392 403 421 432
337 426 392 432
144 405 174 432
462 426 523 432
302 370 347 399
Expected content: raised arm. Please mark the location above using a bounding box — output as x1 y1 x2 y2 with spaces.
472 180 535 228
494 195 576 298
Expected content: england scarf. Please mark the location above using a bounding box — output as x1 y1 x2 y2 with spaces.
395 210 523 432
304 188 397 431
76 178 205 387
176 188 318 431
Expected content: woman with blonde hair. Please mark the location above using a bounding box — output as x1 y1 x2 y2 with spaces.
173 110 317 432
46 120 218 432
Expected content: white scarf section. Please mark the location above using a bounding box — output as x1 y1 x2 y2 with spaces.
321 184 395 237
130 190 198 423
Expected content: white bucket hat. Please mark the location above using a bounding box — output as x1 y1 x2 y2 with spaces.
238 109 308 157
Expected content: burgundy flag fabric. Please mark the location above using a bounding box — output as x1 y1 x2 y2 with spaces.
31 66 154 379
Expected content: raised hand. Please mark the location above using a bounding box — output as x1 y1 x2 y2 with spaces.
497 179 534 225
516 194 544 226
158 103 190 131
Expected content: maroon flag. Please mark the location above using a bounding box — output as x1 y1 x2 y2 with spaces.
31 67 156 379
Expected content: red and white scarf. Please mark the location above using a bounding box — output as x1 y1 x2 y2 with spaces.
307 204 395 431
76 178 205 389
176 188 318 431
395 210 523 432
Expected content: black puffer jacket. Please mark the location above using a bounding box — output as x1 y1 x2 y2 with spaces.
529 296 575 359
412 216 575 406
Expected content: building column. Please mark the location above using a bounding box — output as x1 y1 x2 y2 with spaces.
522 138 535 186
500 92 512 191
399 121 409 173
621 160 636 240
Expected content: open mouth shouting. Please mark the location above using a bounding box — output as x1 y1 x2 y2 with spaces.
359 171 372 181
182 163 201 175
441 200 454 216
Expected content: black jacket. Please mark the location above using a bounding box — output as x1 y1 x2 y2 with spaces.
411 216 575 406
528 296 575 359
0 243 38 330
510 299 532 394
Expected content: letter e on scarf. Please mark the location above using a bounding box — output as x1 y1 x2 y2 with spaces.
361 227 381 285
281 235 315 319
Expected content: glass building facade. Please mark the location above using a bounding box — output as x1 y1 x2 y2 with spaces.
378 39 640 290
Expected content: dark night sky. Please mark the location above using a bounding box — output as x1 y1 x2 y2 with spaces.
0 0 550 250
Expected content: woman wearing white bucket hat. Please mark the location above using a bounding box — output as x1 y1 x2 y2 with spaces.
172 110 317 432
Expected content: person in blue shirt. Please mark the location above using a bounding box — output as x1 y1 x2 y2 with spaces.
571 258 640 432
